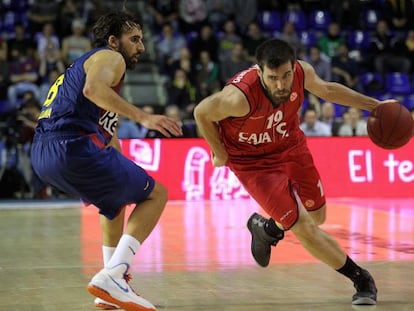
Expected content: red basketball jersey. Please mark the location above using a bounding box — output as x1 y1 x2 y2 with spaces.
219 62 306 157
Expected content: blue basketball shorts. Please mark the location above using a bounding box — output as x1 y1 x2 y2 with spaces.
31 134 155 219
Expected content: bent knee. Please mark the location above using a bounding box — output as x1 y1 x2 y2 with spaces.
150 182 168 204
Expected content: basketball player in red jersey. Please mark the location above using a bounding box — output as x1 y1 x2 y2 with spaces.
194 39 391 305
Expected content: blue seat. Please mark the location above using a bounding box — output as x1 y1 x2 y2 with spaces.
347 30 371 51
360 72 385 96
385 72 412 95
300 31 317 48
308 10 331 32
283 10 307 31
2 11 18 33
362 9 381 30
257 10 282 32
401 94 414 110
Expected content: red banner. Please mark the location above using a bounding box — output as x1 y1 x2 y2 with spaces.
120 137 414 200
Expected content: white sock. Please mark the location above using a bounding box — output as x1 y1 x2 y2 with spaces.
102 246 116 267
106 234 140 270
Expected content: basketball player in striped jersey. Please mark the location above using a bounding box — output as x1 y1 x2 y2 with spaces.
31 11 182 311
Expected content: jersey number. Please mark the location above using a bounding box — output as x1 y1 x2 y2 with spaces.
38 74 65 119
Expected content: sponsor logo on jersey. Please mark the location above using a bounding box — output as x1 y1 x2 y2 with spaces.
99 111 118 136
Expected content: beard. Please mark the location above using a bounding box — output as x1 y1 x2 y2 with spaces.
118 43 138 70
262 83 291 108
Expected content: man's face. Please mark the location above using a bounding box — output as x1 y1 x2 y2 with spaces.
258 62 294 107
304 110 317 128
117 27 145 69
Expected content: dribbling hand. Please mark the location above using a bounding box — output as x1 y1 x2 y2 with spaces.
142 115 183 137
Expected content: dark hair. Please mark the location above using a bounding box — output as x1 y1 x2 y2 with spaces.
255 38 296 71
92 11 143 47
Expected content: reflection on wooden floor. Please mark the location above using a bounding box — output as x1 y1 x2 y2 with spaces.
0 198 413 310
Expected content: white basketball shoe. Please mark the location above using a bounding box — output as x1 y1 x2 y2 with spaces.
87 263 156 311
94 297 120 310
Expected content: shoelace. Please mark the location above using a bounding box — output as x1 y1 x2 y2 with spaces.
124 273 132 283
123 273 141 296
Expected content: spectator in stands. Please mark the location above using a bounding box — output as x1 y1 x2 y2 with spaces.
165 46 194 80
328 0 362 30
242 21 267 63
220 42 251 84
146 0 179 33
166 68 198 118
401 29 414 74
56 0 83 38
218 19 242 62
189 24 219 62
231 0 258 34
6 22 36 61
205 0 233 32
319 101 342 136
300 108 332 137
36 23 60 61
318 22 346 58
302 45 332 82
367 19 411 74
331 43 361 92
0 37 7 60
7 48 40 108
382 0 414 32
278 21 303 53
194 50 221 98
15 98 49 199
27 0 60 36
61 18 92 66
338 107 367 136
156 22 187 76
0 40 9 101
178 0 208 33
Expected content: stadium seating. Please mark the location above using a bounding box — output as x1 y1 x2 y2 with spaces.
300 31 318 48
347 30 371 51
385 72 413 95
308 10 331 32
257 10 283 32
283 10 307 31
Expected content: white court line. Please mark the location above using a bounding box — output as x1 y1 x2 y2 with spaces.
0 200 81 210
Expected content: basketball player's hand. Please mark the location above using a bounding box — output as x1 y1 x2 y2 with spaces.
211 151 228 167
143 115 183 137
376 99 399 108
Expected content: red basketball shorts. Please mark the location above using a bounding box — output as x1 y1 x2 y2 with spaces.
229 142 326 230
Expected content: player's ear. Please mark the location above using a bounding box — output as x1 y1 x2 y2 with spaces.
256 66 262 77
108 35 119 50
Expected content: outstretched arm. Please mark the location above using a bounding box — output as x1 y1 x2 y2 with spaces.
300 60 381 112
83 50 182 137
194 84 249 166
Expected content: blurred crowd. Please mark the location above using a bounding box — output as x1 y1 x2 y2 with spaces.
1 0 414 199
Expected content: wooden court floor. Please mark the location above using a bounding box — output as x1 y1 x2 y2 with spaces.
0 198 413 311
